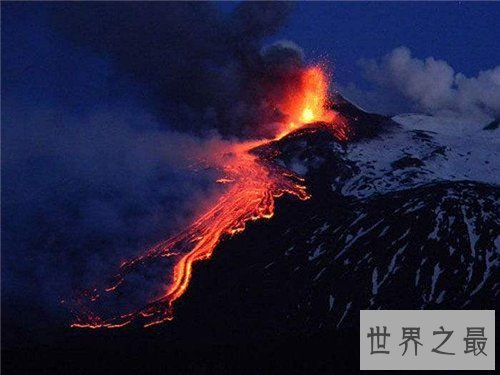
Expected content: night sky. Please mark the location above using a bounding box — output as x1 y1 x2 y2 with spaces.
4 2 500 113
2 1 499 345
273 2 500 79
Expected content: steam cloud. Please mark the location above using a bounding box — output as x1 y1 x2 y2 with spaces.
342 46 500 120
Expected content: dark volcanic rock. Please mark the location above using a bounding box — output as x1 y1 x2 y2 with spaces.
391 155 425 169
4 96 498 375
170 181 499 340
483 119 499 130
165 99 499 342
330 92 395 140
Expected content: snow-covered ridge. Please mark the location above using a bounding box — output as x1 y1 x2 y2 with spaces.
338 113 499 198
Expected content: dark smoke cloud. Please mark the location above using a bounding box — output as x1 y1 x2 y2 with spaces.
51 2 303 136
2 103 226 325
2 2 302 341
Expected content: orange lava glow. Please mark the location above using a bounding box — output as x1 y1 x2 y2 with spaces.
275 65 336 139
69 65 349 329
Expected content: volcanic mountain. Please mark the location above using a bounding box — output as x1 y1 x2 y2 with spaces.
165 95 499 336
5 96 499 374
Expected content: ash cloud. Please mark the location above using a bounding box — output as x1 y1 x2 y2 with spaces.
2 2 304 339
51 2 304 137
341 46 500 121
2 103 227 327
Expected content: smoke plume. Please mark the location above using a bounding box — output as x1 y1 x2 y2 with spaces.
51 2 305 136
2 2 304 340
342 46 500 120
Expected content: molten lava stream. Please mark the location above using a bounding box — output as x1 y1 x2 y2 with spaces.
69 64 346 329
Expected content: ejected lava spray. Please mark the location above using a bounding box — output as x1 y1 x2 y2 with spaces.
69 65 349 328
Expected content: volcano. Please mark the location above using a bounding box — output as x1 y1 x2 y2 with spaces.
71 90 498 333
5 95 499 374
163 95 499 335
131 97 496 374
67 65 346 329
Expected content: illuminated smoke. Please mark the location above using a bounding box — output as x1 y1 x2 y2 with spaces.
68 66 349 328
3 3 348 332
51 2 307 137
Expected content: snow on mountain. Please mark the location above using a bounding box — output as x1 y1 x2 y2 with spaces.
149 100 499 340
339 113 499 198
279 181 499 331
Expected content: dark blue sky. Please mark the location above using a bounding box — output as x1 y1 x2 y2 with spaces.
3 2 499 114
238 2 499 81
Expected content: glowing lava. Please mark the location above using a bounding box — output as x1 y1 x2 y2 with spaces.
276 65 336 138
69 65 348 329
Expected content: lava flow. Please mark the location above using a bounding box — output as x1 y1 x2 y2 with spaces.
69 65 348 329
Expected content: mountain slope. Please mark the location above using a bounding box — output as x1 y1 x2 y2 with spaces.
4 98 499 375
164 102 499 340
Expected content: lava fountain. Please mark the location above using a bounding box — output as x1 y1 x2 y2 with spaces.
69 65 348 328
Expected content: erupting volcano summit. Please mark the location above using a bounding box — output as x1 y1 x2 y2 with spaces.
69 65 350 329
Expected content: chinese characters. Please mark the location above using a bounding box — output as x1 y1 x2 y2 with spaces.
366 326 488 356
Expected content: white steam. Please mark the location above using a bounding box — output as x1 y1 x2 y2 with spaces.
343 46 500 121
